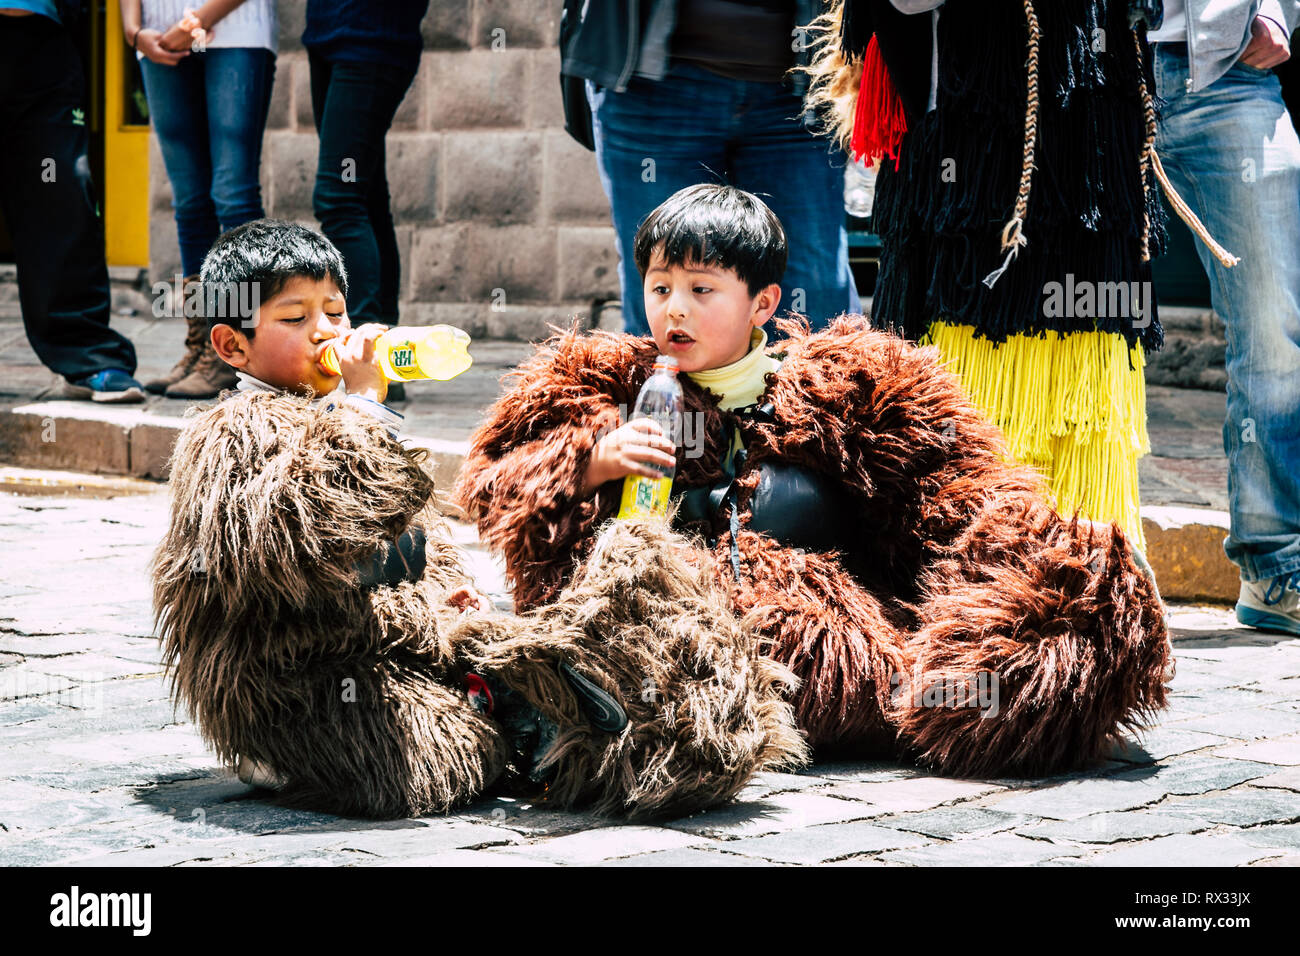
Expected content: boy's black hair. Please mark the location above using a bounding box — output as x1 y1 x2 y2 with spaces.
632 184 788 296
199 219 349 336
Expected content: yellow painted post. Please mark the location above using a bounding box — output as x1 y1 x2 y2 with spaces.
103 0 150 267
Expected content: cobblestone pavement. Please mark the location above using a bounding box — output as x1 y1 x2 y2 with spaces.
2 483 1298 868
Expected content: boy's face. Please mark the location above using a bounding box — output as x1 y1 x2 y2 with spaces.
643 249 780 373
211 275 349 397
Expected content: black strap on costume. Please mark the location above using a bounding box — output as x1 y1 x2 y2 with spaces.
354 526 427 590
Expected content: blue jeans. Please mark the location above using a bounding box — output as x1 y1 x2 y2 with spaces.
308 53 417 325
587 62 859 336
141 48 275 278
1153 45 1300 583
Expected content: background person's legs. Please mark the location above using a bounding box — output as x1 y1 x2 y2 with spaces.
587 64 732 336
0 15 137 383
365 136 401 323
1154 49 1300 603
204 48 275 234
728 78 858 332
309 54 415 326
140 56 217 280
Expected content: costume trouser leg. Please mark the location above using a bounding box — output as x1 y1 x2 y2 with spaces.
587 61 858 336
454 519 805 819
1153 46 1300 584
0 15 136 380
898 492 1170 777
725 532 907 755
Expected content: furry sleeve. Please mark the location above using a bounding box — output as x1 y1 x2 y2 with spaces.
454 327 658 610
749 316 1044 585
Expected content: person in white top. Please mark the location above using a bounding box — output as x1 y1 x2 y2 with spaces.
1148 1 1300 638
121 0 278 399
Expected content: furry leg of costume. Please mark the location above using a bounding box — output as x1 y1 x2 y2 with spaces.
725 531 907 756
896 495 1170 778
451 518 809 821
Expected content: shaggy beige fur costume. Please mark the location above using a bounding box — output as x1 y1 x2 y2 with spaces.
152 391 805 819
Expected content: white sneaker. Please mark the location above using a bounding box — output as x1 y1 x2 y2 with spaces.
236 755 286 790
1236 573 1300 637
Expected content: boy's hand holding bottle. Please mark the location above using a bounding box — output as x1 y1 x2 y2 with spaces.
583 356 683 521
583 418 677 496
331 323 390 405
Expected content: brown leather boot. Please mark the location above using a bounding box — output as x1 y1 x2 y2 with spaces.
165 338 238 399
144 275 206 394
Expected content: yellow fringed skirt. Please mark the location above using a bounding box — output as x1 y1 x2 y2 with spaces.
923 320 1150 552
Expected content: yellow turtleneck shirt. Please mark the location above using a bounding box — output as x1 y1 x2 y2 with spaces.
684 328 781 412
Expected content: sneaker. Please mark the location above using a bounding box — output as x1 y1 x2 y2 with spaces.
63 369 146 404
1236 572 1300 637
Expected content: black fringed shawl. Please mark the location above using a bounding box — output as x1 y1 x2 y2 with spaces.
861 0 1167 352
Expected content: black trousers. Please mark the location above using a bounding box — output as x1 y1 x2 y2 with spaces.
0 14 136 379
308 51 416 325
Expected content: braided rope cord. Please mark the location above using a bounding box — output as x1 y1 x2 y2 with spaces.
1132 30 1240 268
983 0 1041 288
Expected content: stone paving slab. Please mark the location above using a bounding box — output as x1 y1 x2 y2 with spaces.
1212 734 1300 765
871 805 1031 840
483 826 707 864
1079 832 1285 867
1251 767 1300 792
1017 810 1212 845
1 484 1298 867
879 833 1083 867
710 821 930 865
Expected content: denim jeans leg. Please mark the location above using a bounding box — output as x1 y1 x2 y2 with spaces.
728 81 858 331
141 56 218 278
204 48 275 234
587 67 732 335
365 135 402 321
309 56 415 324
1154 47 1300 582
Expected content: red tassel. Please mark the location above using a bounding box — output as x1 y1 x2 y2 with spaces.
850 35 908 169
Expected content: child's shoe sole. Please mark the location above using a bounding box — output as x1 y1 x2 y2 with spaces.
62 382 146 404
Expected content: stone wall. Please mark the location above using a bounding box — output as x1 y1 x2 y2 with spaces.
147 0 620 341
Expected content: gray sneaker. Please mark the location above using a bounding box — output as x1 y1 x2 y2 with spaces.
1236 572 1300 637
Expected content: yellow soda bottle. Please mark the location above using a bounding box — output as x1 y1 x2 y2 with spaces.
617 356 683 520
321 325 473 382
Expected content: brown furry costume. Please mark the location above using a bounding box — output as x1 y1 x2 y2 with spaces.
455 317 1172 777
152 390 804 820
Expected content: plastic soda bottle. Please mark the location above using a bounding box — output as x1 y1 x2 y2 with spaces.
321 325 473 382
617 355 683 520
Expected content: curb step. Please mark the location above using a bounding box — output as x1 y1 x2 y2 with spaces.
0 401 469 516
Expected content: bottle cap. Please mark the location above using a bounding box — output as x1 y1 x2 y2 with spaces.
652 355 679 371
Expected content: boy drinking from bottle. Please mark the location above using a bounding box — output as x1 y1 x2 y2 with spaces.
202 218 404 436
456 183 1173 778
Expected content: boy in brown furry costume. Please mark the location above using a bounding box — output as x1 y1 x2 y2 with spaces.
151 219 805 820
456 185 1174 778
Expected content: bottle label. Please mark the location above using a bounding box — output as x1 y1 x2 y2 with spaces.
391 344 415 371
617 475 673 520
